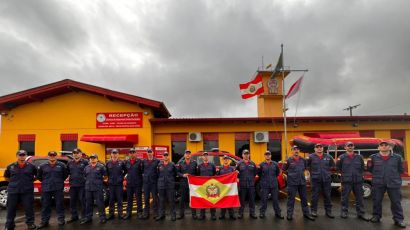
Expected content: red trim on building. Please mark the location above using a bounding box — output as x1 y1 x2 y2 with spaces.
203 133 218 141
391 130 405 139
61 133 78 141
269 132 282 140
80 134 138 143
0 79 170 118
360 130 375 137
235 133 250 141
171 133 187 142
18 134 35 142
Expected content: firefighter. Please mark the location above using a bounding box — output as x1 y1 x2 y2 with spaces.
197 152 217 220
236 149 257 219
258 151 283 219
156 152 177 221
307 143 335 218
283 146 315 221
217 155 236 220
67 148 88 223
81 154 107 224
37 151 68 229
142 148 160 219
124 148 143 219
336 142 369 221
4 150 37 230
367 141 406 228
106 149 126 220
177 149 198 219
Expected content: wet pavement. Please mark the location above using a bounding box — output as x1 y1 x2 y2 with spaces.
1 187 409 230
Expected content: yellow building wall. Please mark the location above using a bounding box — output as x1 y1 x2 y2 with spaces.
374 130 391 139
0 91 154 167
405 130 410 171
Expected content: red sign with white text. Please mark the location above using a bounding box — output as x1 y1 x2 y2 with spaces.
96 112 143 128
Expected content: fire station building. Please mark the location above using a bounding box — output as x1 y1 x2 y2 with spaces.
1 71 410 169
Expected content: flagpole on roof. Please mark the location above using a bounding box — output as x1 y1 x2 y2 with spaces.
280 44 289 159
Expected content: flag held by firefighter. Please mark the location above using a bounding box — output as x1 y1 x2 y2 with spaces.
187 172 240 208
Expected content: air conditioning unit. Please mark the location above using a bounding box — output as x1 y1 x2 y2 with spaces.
188 132 202 142
254 131 269 143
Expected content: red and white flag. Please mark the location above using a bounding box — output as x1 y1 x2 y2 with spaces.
286 75 304 99
187 172 240 209
239 74 264 99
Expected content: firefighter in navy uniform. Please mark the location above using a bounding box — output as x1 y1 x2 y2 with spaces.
336 142 369 221
156 152 177 221
81 154 107 224
124 148 144 219
197 152 217 220
176 150 198 219
106 149 126 220
37 151 68 229
236 149 257 219
367 141 406 228
258 151 284 219
66 148 88 223
282 146 315 221
4 150 37 230
217 155 236 220
142 148 160 219
307 143 335 218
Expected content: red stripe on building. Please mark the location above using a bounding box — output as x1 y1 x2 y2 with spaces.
360 130 375 137
269 132 281 140
235 133 250 141
391 130 405 140
61 133 78 141
171 133 187 141
18 134 35 141
203 133 218 141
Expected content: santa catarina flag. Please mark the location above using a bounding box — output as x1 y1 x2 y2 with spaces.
187 172 240 208
239 74 264 99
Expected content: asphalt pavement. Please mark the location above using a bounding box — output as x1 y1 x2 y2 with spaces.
1 188 409 230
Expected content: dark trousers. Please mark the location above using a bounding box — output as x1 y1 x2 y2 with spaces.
85 190 106 221
109 185 123 216
126 186 143 215
238 187 255 215
69 186 86 219
260 187 281 215
200 208 216 217
341 182 365 215
158 188 176 217
5 193 34 228
179 184 196 216
372 185 404 222
41 190 65 223
311 180 332 213
220 208 234 217
287 185 310 216
143 183 158 216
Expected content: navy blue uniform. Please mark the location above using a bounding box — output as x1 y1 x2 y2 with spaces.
198 162 217 218
258 161 281 216
236 160 257 216
282 157 310 217
84 163 107 221
336 153 365 216
4 162 37 229
367 153 404 222
106 160 126 217
307 153 335 214
217 165 235 217
124 158 143 216
177 160 197 217
142 158 160 216
67 159 88 220
37 162 68 224
157 161 177 218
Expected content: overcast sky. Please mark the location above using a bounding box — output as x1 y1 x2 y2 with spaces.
1 0 409 118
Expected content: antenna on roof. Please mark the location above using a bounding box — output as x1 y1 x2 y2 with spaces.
343 104 361 116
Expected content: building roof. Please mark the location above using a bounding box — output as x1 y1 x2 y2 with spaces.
150 115 410 124
0 79 170 118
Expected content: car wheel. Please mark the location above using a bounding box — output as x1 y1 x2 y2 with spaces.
362 183 372 199
0 186 8 208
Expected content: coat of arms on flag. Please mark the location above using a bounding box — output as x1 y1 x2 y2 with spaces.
187 172 240 208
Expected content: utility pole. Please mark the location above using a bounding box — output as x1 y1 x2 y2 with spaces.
343 104 361 116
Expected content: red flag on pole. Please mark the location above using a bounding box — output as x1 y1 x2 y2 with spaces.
239 74 264 99
286 75 304 99
188 172 240 208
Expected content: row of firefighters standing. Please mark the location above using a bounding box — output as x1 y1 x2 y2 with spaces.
4 140 406 229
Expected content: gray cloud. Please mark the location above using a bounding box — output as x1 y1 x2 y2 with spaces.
0 0 409 118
